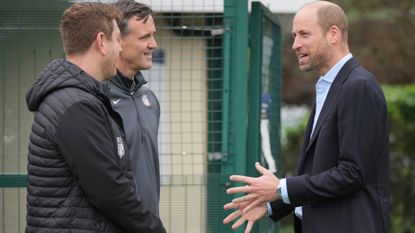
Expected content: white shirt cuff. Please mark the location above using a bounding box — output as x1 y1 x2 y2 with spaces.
266 202 273 216
280 178 291 204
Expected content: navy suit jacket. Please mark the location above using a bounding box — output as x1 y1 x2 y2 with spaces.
270 58 390 233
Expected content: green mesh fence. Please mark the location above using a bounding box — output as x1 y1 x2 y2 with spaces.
0 1 68 232
148 6 225 233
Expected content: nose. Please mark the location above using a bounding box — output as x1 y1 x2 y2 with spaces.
292 37 301 51
149 36 157 49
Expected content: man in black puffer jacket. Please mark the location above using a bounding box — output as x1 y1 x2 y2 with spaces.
25 3 166 233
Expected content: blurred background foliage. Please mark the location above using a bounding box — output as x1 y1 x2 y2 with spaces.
383 85 415 233
278 0 415 232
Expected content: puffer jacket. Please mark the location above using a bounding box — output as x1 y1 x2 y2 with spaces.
25 59 166 233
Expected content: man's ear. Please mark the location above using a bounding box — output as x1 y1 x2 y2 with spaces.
327 25 341 44
95 32 106 55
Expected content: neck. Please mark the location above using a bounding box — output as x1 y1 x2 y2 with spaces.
116 61 136 79
319 45 350 76
67 53 105 81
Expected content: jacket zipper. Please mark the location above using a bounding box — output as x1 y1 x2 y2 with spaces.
131 91 145 143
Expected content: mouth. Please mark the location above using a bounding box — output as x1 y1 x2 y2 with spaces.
144 51 152 58
297 52 309 64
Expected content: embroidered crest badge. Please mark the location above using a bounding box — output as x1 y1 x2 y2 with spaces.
142 94 151 107
116 137 125 158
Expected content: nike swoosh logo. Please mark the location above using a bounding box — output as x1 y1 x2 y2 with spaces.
112 98 121 104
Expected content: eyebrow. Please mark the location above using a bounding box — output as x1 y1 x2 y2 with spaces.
139 33 152 39
292 29 311 35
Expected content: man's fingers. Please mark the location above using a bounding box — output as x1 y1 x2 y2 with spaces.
232 215 246 230
227 185 252 194
223 202 237 210
232 193 257 204
245 221 254 233
255 162 271 175
230 175 254 184
223 210 241 224
242 198 261 213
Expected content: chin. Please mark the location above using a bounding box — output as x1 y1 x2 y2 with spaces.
299 63 312 72
140 64 153 70
146 61 153 68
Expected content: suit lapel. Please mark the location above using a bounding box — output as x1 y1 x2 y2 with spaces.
297 102 315 173
298 58 360 172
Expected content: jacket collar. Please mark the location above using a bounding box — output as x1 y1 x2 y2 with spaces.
111 69 147 92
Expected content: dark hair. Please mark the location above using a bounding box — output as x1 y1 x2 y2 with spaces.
114 0 153 37
60 2 122 55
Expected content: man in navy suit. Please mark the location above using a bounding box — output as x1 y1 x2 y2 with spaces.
223 1 390 233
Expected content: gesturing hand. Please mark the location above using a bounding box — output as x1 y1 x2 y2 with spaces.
223 200 267 233
226 162 280 213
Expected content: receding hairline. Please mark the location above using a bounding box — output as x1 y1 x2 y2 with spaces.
296 1 348 42
299 1 341 12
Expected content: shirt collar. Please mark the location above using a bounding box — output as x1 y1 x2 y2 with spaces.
320 53 353 84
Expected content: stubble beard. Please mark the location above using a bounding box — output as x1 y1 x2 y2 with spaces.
300 41 329 73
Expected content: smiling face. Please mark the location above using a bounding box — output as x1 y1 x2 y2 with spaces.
117 15 157 77
291 7 332 75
